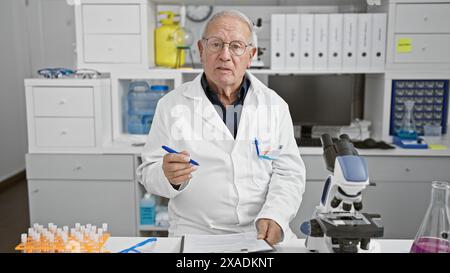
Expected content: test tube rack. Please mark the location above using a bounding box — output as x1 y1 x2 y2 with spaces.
15 223 111 253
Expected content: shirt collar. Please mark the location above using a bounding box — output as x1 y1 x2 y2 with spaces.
201 73 250 106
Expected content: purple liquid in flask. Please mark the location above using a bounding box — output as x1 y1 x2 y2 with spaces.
410 237 450 253
410 181 450 253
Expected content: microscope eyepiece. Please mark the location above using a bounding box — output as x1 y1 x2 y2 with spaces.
321 134 337 172
335 134 358 156
320 134 334 148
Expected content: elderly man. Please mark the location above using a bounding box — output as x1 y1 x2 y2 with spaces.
137 10 305 246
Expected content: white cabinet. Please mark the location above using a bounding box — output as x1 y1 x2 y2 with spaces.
25 78 111 153
385 0 450 70
26 154 137 236
74 0 154 72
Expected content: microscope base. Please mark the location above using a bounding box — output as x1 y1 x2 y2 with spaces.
305 236 381 253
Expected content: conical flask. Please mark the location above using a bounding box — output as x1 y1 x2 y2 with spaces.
410 181 450 253
397 100 418 139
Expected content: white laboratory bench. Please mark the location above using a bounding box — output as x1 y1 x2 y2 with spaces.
104 237 413 253
101 140 450 156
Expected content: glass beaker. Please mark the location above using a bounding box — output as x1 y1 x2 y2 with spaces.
410 181 450 253
397 100 418 139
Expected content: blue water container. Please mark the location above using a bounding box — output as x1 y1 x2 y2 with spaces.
140 193 156 225
126 82 169 134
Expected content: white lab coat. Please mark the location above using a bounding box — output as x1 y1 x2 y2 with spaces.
137 72 306 242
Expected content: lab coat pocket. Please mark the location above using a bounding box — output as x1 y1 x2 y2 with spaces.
249 140 274 188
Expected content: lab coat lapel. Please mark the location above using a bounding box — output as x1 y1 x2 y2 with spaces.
233 73 264 155
182 74 234 141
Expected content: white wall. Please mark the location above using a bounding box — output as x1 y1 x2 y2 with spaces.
26 0 76 75
0 1 29 181
0 0 75 182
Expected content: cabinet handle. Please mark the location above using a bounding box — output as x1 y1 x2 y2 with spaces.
107 47 114 52
73 166 82 171
32 189 39 193
106 17 113 22
423 15 428 22
421 46 427 52
60 130 68 135
59 99 67 105
405 167 411 172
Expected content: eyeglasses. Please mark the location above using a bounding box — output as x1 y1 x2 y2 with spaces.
37 68 74 79
203 37 252 56
74 68 101 79
37 68 102 79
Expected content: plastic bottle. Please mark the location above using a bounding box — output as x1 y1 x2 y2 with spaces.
126 82 169 135
127 81 151 134
410 181 450 253
146 85 169 129
155 11 184 68
140 193 156 225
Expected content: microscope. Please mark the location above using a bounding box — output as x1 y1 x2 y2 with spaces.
300 134 384 253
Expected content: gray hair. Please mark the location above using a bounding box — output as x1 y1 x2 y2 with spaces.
201 10 255 45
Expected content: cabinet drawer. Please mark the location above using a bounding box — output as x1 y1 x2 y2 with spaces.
394 34 450 63
33 87 94 117
366 157 450 183
26 154 135 180
35 117 95 147
395 3 450 33
302 155 329 181
83 34 141 63
82 4 140 34
302 155 450 182
28 179 136 236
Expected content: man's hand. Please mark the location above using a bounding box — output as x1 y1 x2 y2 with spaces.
256 218 282 246
162 151 197 186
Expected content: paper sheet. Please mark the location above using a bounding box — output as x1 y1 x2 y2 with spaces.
181 232 275 253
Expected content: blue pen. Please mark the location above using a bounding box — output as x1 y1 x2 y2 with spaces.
254 138 260 156
162 145 200 166
119 238 157 253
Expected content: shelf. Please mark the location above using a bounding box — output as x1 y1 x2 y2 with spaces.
139 225 169 231
151 67 385 75
149 0 368 6
248 69 385 75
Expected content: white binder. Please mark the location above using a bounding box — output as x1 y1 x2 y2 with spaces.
356 13 372 71
285 14 300 69
370 13 387 71
299 14 314 70
313 14 328 70
328 14 343 71
342 14 357 70
271 14 286 69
